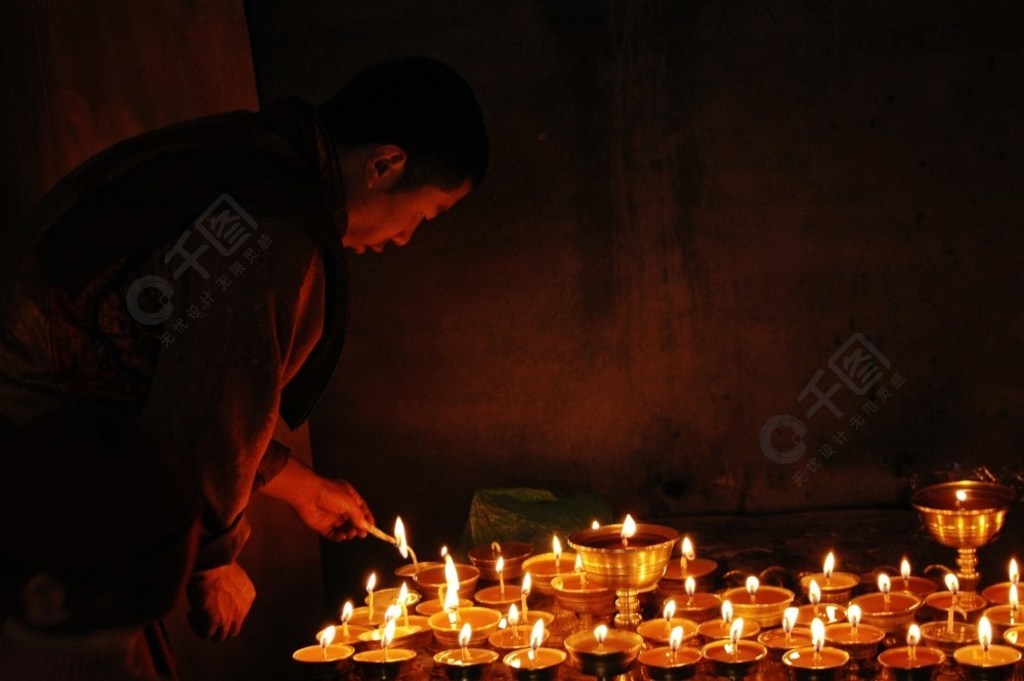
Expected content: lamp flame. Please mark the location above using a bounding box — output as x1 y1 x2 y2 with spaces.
458 623 472 649
979 616 992 652
594 625 608 645
398 582 409 605
621 515 637 541
367 572 377 593
811 618 825 653
530 619 545 651
823 552 835 579
664 599 677 622
945 573 960 595
901 558 912 581
877 573 891 595
670 626 684 654
1011 585 1019 612
592 520 600 530
553 536 562 561
907 624 921 647
685 576 696 597
522 572 532 595
682 536 695 560
394 517 409 559
783 607 798 634
574 554 584 572
746 576 759 596
1012 559 1020 586
809 579 822 605
956 489 968 503
382 619 396 649
341 601 353 624
318 625 336 648
721 599 734 624
729 618 744 646
508 604 519 626
384 604 400 623
847 604 862 629
496 556 505 575
444 555 461 611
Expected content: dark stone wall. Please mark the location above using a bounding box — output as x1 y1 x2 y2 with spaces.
244 0 1024 601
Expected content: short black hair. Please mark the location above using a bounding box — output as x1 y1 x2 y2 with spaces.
318 56 489 191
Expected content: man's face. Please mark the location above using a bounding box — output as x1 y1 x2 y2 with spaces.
342 180 473 254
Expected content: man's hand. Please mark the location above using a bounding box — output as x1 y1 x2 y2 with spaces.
186 561 256 642
292 477 375 541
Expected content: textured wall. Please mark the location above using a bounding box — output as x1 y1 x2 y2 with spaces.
243 0 1024 605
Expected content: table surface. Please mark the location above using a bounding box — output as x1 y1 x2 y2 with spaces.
321 507 1024 681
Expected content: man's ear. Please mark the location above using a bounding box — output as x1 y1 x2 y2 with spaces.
364 144 407 190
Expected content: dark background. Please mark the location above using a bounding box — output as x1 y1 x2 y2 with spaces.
3 1 1023 679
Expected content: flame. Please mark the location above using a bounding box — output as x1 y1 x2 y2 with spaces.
956 489 968 503
783 607 798 634
877 573 891 594
945 573 960 594
823 552 835 578
444 555 461 611
574 555 584 572
847 604 862 628
384 604 400 623
825 605 838 622
721 599 734 623
594 624 608 645
746 576 759 595
669 626 684 653
441 545 448 558
592 520 600 530
979 616 992 651
341 601 353 624
907 624 921 647
553 536 562 560
458 623 472 648
621 514 637 540
1011 584 1019 610
809 579 821 605
729 618 744 646
901 558 912 581
1012 559 1020 585
498 617 508 631
367 572 377 593
685 576 696 597
382 619 396 649
811 618 825 652
522 572 532 595
496 556 505 575
508 604 519 625
530 619 545 650
663 599 677 622
682 536 695 560
394 517 409 559
318 625 336 647
398 582 409 605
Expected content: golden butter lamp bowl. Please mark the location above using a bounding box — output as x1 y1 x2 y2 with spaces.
568 523 679 592
427 607 502 648
918 620 978 655
911 481 1016 548
414 563 481 601
564 628 644 678
719 586 795 629
468 541 533 582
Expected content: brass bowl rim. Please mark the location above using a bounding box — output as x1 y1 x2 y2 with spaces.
468 541 534 567
568 523 680 553
911 481 1016 515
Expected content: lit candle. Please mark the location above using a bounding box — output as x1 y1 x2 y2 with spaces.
508 604 520 642
595 624 609 652
783 607 799 642
381 618 396 662
398 582 410 628
529 619 545 669
621 514 637 548
878 573 891 609
907 623 920 662
574 554 587 588
980 616 993 661
459 623 472 662
553 536 563 575
444 555 462 629
497 556 506 598
669 625 684 662
367 572 377 619
945 573 962 634
729 618 745 661
810 617 826 664
685 576 696 606
809 579 822 616
746 576 759 603
681 536 695 575
722 599 734 624
901 558 912 590
663 599 677 636
318 625 336 660
521 572 532 622
823 552 835 587
394 516 419 573
847 604 861 637
341 601 353 638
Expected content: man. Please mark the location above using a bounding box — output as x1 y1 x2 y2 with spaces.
0 56 489 643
